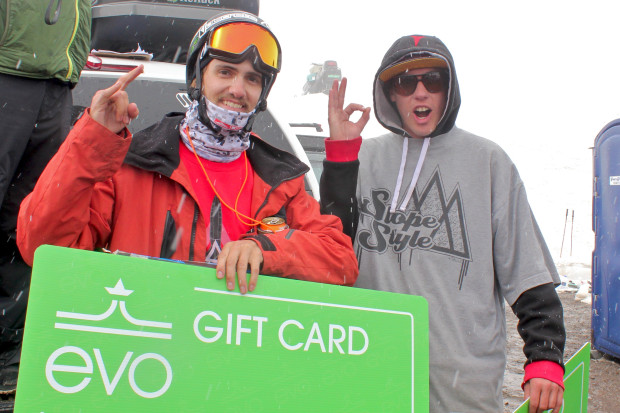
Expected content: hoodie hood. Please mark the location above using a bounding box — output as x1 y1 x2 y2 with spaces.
373 35 461 138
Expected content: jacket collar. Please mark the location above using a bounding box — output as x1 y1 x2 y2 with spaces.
124 113 309 186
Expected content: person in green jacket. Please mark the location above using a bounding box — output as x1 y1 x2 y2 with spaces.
0 0 91 398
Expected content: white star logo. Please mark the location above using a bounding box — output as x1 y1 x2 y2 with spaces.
105 279 134 297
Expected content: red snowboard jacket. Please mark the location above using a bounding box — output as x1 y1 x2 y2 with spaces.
17 112 358 286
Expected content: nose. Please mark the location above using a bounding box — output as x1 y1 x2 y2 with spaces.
412 78 429 98
228 76 246 98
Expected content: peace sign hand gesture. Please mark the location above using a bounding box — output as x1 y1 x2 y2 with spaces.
90 65 144 134
327 77 371 141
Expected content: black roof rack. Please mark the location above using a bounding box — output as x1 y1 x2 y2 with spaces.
91 0 259 63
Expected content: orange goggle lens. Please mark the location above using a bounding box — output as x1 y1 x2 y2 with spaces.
209 22 281 71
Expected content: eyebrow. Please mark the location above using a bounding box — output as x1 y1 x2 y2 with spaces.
213 62 262 78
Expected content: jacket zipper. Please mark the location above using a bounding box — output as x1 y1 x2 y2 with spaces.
0 0 10 46
189 203 199 261
160 210 177 259
63 0 80 81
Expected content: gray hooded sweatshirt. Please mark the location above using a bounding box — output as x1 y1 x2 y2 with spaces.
321 35 563 412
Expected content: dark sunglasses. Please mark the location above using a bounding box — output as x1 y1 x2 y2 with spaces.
390 70 448 95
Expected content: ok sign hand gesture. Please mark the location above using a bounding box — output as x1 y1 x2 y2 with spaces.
327 77 371 141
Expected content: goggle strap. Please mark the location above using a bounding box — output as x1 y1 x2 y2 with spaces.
243 112 257 133
192 57 203 101
208 47 279 75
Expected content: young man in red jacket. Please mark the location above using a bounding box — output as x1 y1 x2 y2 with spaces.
17 12 358 294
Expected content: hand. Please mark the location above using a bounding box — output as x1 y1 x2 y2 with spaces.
216 240 263 295
90 65 144 134
524 378 564 413
327 77 371 141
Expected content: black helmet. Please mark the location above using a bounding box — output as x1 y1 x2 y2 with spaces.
186 11 282 120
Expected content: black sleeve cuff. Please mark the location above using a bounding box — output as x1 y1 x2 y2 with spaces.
511 283 566 369
319 159 359 240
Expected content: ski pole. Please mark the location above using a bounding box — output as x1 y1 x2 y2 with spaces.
560 208 568 258
570 209 574 256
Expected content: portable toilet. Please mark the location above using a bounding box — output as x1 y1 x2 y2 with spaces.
592 119 620 358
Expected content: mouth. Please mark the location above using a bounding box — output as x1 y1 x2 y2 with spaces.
220 99 245 111
413 106 431 119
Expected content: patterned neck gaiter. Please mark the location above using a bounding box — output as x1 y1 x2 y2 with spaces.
180 99 255 163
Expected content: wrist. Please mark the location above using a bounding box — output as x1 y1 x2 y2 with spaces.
325 136 362 162
522 361 565 390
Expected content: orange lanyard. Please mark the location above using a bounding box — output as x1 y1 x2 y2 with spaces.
185 126 261 228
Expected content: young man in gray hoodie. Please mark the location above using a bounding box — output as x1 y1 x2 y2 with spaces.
320 34 565 413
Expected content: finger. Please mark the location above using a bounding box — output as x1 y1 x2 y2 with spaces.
235 251 250 295
523 381 531 400
329 77 346 114
357 106 372 128
98 78 126 100
248 247 262 292
248 263 259 292
112 91 130 124
117 64 144 91
328 79 339 113
551 387 563 413
225 247 241 291
528 387 540 413
337 77 348 108
537 388 550 413
546 385 561 412
215 246 228 280
99 65 144 99
127 102 140 121
342 103 366 117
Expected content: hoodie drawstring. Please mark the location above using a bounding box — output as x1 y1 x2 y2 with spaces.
390 137 430 213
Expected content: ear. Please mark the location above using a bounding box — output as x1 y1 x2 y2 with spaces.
188 77 201 100
389 87 397 103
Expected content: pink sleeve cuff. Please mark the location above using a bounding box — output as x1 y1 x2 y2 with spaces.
522 361 565 390
325 136 362 162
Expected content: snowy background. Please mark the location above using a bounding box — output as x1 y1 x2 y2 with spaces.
260 0 620 281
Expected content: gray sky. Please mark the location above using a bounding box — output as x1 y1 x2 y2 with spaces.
262 0 620 143
260 0 620 269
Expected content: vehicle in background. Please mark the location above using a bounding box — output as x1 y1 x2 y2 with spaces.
90 0 259 63
73 0 320 199
302 60 342 95
289 123 326 182
275 93 330 183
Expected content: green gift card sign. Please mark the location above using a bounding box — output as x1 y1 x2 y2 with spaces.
513 342 591 413
15 246 429 412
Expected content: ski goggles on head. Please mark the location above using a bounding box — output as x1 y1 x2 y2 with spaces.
208 22 281 72
390 70 448 95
